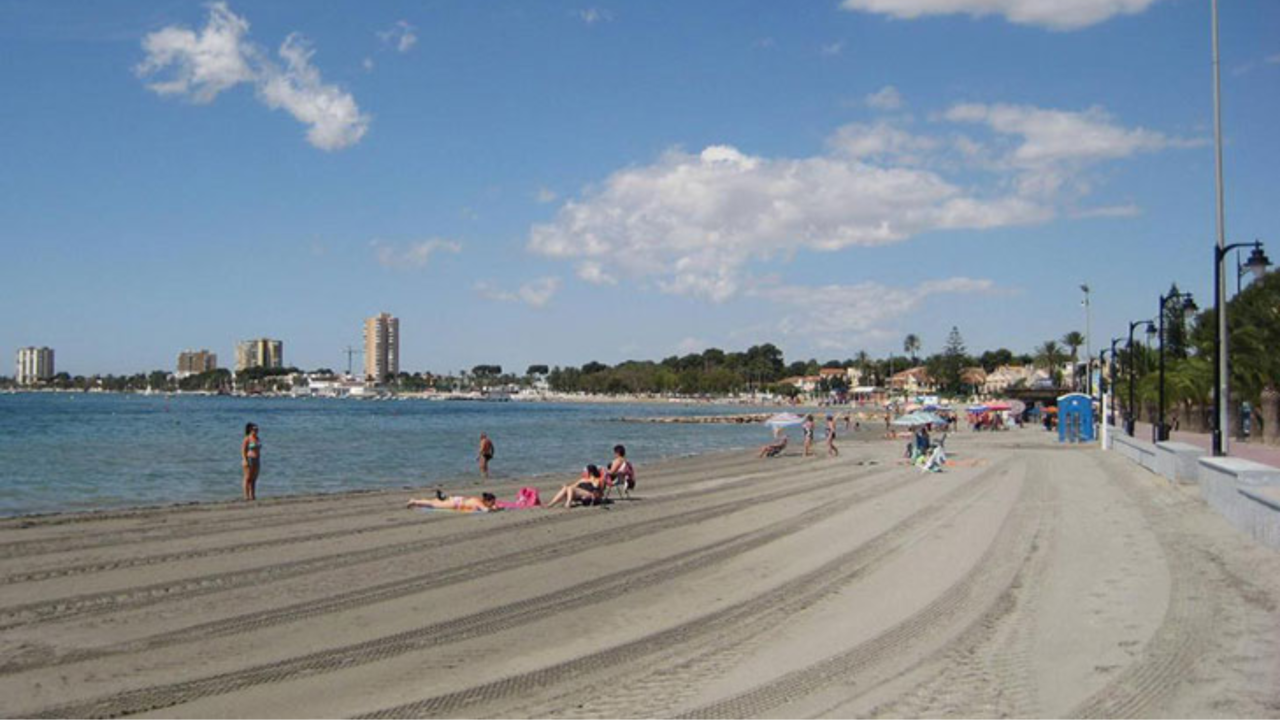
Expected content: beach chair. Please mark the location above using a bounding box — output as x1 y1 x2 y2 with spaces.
603 460 636 501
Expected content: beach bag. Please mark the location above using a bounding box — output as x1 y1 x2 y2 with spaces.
516 486 541 507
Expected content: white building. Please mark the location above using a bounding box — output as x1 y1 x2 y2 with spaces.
15 346 54 385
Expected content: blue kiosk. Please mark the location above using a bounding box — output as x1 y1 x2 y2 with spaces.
1057 392 1095 443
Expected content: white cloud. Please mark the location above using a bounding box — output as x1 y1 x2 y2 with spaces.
577 8 613 24
372 239 461 269
528 102 1194 303
1073 203 1141 219
377 21 417 53
765 277 997 348
137 3 369 151
135 2 254 103
535 187 559 204
839 0 1163 31
754 37 777 49
828 122 939 164
821 41 845 56
258 35 370 151
362 57 374 72
839 0 1162 30
476 277 562 308
865 85 903 110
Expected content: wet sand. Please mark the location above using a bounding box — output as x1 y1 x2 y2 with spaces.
2 429 1279 718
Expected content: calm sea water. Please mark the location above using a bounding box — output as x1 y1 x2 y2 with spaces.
0 393 780 517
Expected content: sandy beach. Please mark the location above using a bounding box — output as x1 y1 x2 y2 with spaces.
2 429 1279 718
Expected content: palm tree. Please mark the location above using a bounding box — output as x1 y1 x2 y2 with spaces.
903 334 921 365
1061 330 1085 389
1035 340 1068 387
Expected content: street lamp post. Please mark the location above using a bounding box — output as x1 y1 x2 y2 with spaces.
1108 336 1123 429
1126 319 1155 437
1081 283 1092 396
1156 290 1197 443
1212 240 1271 454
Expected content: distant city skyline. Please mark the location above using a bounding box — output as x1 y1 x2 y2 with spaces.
2 1 1277 376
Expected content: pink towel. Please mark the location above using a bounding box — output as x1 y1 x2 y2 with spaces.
496 486 542 509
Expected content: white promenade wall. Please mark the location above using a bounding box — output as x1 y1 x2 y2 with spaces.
1107 432 1280 551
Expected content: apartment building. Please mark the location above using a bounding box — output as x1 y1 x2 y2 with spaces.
363 313 399 384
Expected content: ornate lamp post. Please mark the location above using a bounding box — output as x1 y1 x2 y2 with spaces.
1156 290 1197 442
1212 241 1270 455
1126 319 1156 437
1107 336 1124 429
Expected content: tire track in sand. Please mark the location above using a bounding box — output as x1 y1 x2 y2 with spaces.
2 463 894 674
351 460 1015 719
0 457 807 631
677 465 1048 719
23 461 903 719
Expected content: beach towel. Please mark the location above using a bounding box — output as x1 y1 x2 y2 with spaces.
496 486 542 509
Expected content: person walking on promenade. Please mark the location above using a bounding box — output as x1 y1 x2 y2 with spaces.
802 414 815 456
477 433 495 478
826 414 839 457
241 423 261 501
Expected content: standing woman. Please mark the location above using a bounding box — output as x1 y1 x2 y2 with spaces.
241 423 261 501
825 414 839 457
802 414 815 457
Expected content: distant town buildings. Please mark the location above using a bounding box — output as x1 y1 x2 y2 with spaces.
363 312 399 384
235 338 283 372
176 349 218 378
15 346 54 385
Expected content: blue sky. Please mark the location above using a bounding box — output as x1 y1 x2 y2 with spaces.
2 0 1277 376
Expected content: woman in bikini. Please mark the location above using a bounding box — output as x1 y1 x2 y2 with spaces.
407 490 498 512
241 423 261 501
546 465 606 508
802 415 815 456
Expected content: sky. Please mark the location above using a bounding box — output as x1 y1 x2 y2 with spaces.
1 0 1278 377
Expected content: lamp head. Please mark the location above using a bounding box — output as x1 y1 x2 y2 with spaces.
1245 243 1271 281
1144 321 1157 338
1181 294 1198 312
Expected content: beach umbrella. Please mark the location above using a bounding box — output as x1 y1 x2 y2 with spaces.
891 412 927 426
764 413 805 429
1009 400 1026 415
986 401 1012 411
967 404 988 413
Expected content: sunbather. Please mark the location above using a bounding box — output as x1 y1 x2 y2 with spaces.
407 490 498 512
758 433 788 458
605 445 635 493
547 465 606 508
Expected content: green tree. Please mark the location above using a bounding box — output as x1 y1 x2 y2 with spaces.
526 364 549 377
1035 340 1068 387
903 334 921 364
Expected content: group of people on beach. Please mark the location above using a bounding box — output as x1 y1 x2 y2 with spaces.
406 443 636 513
243 421 637 512
758 413 839 459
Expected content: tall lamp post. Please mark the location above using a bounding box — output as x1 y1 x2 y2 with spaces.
1108 336 1124 429
1212 240 1271 454
1081 283 1092 395
1156 290 1197 442
1126 319 1156 437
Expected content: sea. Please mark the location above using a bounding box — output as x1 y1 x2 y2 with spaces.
0 393 783 518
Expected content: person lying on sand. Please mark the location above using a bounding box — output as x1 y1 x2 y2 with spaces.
546 465 606 508
407 490 499 512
